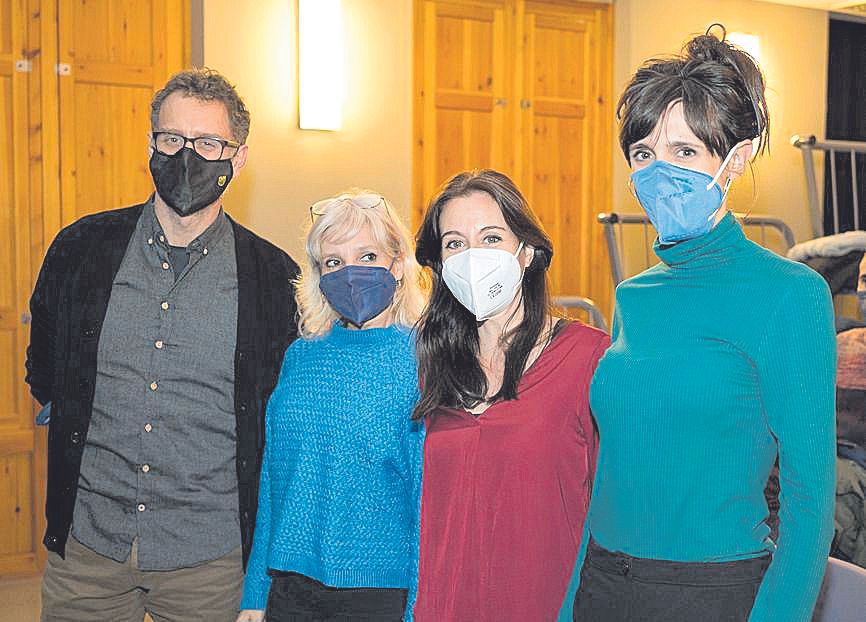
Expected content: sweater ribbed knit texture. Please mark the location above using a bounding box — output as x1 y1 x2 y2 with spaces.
240 323 424 615
586 212 836 621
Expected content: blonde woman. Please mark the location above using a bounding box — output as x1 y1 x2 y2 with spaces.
237 191 426 622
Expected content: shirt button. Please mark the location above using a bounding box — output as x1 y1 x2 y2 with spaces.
155 340 164 349
141 464 150 473
202 248 208 255
149 381 158 391
162 262 170 270
137 504 146 512
147 237 154 245
158 235 165 243
160 301 169 311
144 423 153 432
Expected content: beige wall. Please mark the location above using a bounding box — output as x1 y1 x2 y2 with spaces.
203 0 413 262
202 0 829 262
612 0 829 243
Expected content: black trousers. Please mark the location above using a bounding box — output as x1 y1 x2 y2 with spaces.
573 539 771 622
265 571 408 622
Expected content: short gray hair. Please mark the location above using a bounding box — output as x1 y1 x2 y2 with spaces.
151 68 251 143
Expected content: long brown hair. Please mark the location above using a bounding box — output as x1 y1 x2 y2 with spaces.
413 170 553 419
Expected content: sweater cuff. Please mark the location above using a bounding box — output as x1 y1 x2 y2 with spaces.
240 576 270 611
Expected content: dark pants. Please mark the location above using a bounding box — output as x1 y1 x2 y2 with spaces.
573 539 771 622
265 571 408 622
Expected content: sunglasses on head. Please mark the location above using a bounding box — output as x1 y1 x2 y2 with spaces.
309 194 385 222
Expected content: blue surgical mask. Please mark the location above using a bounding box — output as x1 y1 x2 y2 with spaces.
631 144 743 244
319 264 397 328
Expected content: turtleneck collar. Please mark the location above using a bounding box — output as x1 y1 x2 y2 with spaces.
653 211 748 270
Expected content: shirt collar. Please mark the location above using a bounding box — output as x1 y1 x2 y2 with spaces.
144 195 229 255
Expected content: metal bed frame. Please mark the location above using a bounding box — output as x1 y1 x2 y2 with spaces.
791 135 866 238
552 295 609 333
597 212 796 287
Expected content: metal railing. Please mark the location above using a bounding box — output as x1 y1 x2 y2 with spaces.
552 295 609 333
791 135 866 237
598 212 796 287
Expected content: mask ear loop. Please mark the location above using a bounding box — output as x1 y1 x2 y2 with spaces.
706 138 759 191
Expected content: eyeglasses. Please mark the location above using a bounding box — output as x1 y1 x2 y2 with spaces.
151 131 241 161
309 194 385 222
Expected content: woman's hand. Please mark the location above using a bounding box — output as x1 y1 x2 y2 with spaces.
236 610 265 622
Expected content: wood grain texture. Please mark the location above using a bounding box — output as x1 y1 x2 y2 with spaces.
413 0 613 312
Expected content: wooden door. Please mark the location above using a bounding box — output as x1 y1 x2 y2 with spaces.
518 1 612 304
0 0 38 577
413 0 515 225
0 0 189 578
57 0 189 225
413 0 614 314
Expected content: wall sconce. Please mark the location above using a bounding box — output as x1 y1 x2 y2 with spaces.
298 0 344 130
727 32 762 64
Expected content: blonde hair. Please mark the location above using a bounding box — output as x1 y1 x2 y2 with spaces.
296 190 428 338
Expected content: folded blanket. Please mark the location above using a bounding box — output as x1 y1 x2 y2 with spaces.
788 231 866 261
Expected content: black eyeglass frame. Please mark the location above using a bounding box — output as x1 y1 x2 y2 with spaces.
151 131 241 161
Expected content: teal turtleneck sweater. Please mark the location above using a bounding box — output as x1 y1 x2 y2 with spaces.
584 212 836 621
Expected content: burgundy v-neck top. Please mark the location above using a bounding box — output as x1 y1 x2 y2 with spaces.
413 321 609 621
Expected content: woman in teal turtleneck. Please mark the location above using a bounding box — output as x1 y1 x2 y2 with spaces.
570 26 836 622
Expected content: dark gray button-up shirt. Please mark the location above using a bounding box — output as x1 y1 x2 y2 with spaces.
73 201 240 570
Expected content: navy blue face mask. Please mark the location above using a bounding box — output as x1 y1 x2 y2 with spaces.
319 264 398 328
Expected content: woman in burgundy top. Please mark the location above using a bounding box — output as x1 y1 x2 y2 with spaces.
411 170 609 621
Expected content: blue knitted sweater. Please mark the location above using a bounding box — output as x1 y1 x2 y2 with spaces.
240 323 424 614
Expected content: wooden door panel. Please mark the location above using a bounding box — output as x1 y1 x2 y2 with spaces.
0 0 37 577
417 0 512 222
530 114 587 295
0 453 34 559
521 1 611 309
413 0 612 313
58 0 184 225
72 0 155 65
0 0 190 578
71 82 154 218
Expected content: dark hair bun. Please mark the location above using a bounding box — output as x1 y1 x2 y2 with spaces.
686 32 732 63
615 22 771 162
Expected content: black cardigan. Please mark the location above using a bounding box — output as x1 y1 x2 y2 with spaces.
25 202 298 568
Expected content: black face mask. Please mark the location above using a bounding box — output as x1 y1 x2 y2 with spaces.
149 148 234 217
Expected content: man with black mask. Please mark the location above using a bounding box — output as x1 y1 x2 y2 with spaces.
26 68 299 621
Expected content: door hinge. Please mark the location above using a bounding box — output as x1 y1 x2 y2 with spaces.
495 98 507 107
520 99 532 109
56 63 71 76
15 59 32 73
21 312 31 325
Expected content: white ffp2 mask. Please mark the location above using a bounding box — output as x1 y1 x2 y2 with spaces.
442 243 525 321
